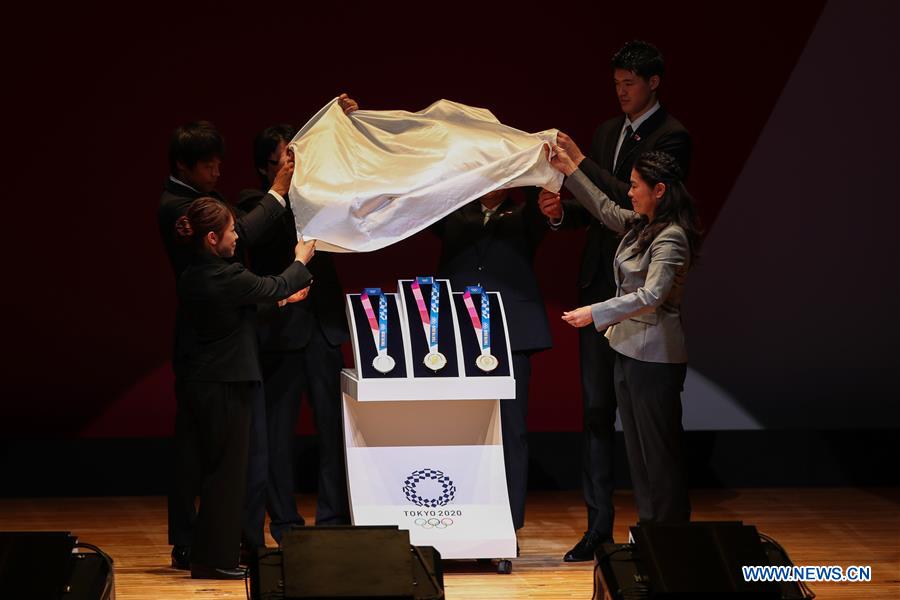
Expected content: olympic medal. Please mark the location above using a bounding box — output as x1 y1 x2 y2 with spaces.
372 354 396 374
424 351 447 371
476 353 499 372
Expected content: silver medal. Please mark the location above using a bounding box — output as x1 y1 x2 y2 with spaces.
372 354 396 374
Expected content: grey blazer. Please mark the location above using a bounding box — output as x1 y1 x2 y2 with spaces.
565 169 690 364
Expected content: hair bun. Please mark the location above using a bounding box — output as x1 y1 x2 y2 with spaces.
639 150 683 181
174 215 194 240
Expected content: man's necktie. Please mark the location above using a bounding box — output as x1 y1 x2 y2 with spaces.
483 208 496 226
615 124 637 172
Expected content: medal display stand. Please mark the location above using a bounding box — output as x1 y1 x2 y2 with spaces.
341 280 517 572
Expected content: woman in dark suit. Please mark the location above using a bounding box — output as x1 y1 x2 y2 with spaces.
174 196 315 579
546 149 702 526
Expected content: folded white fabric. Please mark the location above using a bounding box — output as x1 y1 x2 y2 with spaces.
288 97 562 252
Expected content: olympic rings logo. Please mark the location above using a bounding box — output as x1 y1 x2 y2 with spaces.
403 468 456 507
413 517 454 529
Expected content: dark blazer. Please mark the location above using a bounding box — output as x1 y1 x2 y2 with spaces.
158 178 288 376
237 189 350 350
434 194 552 353
176 254 312 382
157 178 285 278
564 108 692 302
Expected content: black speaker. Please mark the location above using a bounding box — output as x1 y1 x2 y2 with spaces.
0 532 114 600
595 522 801 599
250 525 443 600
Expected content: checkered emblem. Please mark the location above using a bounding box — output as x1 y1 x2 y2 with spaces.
378 297 387 321
403 469 456 507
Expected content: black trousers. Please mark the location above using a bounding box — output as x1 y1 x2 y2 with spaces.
168 377 200 547
503 352 531 530
578 325 618 540
169 377 269 551
181 380 257 568
260 326 349 543
242 388 268 549
614 353 690 524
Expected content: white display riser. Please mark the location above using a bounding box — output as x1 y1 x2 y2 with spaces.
341 388 517 560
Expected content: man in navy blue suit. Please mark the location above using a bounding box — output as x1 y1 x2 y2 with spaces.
433 189 553 540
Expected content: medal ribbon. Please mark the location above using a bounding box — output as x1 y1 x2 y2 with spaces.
411 277 440 354
463 286 491 356
360 288 388 356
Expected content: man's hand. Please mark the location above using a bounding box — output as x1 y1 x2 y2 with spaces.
338 93 359 114
538 189 562 221
271 150 295 196
556 131 586 167
562 306 593 328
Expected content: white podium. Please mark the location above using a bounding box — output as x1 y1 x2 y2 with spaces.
341 279 517 567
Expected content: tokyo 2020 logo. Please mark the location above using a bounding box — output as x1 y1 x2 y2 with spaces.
403 468 456 507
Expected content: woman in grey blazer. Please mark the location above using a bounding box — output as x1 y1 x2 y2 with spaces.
548 149 702 526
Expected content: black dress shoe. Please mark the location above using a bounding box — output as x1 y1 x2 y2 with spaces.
190 563 248 580
563 531 608 562
240 545 268 566
171 545 190 570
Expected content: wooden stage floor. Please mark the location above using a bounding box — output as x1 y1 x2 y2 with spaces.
1 488 897 599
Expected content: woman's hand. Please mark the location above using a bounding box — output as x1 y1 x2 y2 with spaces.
549 143 579 176
562 306 593 328
295 238 316 264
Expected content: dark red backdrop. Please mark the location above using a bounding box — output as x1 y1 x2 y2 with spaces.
1 2 825 437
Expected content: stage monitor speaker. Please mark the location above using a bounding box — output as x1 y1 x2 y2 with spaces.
251 525 443 600
596 522 789 599
0 531 114 600
632 521 779 597
0 531 76 598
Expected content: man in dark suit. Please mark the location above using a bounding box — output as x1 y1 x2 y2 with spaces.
540 40 693 561
158 120 294 569
434 189 553 536
237 120 353 542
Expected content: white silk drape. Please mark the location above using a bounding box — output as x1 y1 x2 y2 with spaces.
288 98 562 252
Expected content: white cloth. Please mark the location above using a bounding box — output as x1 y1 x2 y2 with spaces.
288 98 563 252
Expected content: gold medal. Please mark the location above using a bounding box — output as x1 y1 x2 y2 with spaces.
424 351 447 371
475 353 499 372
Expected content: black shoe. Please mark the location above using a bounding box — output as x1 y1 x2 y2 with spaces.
171 545 190 570
563 531 607 562
190 563 247 580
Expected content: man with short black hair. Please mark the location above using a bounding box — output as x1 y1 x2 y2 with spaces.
237 116 353 543
539 40 693 562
